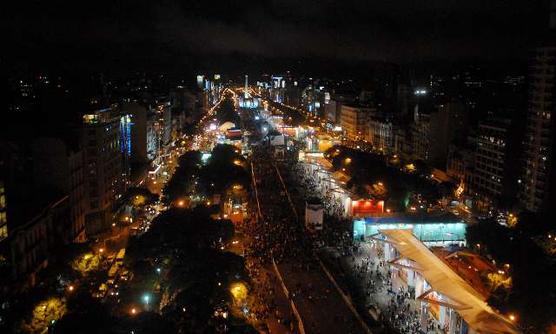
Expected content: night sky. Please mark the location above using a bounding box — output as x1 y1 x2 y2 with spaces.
1 0 549 71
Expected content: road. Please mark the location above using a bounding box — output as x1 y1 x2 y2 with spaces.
247 122 370 333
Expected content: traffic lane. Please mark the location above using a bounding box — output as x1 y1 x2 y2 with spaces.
278 261 367 334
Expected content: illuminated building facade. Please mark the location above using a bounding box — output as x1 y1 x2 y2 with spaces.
340 104 375 140
368 115 394 153
353 215 467 246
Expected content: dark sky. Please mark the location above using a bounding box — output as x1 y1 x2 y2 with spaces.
1 0 550 71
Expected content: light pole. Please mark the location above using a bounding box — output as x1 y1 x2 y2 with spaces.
143 294 150 310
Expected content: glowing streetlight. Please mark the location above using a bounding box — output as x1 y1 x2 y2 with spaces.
230 282 248 302
143 294 150 305
509 313 516 322
131 308 137 315
68 285 74 292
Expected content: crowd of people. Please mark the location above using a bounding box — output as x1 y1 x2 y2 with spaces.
386 289 422 333
239 107 451 333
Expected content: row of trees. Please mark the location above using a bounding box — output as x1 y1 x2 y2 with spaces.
54 185 255 333
163 144 250 206
325 145 452 210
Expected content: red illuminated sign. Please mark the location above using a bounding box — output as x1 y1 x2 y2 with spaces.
351 199 384 216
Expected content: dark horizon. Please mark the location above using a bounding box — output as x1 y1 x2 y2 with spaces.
1 0 551 75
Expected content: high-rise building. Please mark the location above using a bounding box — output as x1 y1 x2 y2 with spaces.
428 101 468 168
124 102 148 165
81 107 125 235
470 119 511 209
340 104 376 141
325 99 340 124
368 115 394 153
31 137 86 243
0 142 73 287
410 108 431 161
521 46 556 212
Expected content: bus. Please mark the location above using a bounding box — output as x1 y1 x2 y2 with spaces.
115 248 126 264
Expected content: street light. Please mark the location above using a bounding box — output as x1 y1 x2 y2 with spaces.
143 294 150 305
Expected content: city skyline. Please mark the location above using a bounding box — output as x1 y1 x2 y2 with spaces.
2 2 556 334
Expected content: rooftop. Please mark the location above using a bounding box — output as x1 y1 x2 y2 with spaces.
379 229 519 334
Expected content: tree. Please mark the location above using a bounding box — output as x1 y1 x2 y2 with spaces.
55 292 115 334
123 187 158 207
162 151 202 205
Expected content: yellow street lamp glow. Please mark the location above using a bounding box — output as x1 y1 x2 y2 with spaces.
344 157 352 164
509 313 516 322
230 282 248 302
233 160 242 166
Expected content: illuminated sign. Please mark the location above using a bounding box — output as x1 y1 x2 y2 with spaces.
351 199 384 216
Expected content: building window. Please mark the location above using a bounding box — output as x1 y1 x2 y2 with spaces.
0 224 7 241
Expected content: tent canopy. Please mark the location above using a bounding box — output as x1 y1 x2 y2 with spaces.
379 229 519 334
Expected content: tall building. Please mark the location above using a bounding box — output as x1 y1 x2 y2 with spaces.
368 115 394 153
340 104 376 141
410 109 431 161
0 142 73 287
82 107 125 235
8 196 70 287
31 137 86 243
521 46 556 212
428 101 468 168
470 119 510 209
124 102 148 165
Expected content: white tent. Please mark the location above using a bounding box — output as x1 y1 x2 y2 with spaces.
380 229 519 334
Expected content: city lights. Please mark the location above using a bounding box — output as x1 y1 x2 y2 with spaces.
3 7 550 332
